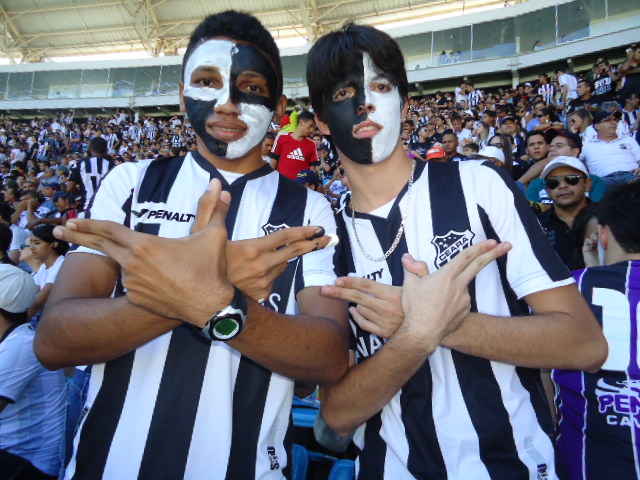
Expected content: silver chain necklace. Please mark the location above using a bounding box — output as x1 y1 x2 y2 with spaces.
350 159 416 262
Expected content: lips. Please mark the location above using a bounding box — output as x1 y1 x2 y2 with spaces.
352 119 383 139
207 120 247 142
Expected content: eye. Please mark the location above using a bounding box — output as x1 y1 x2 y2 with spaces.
371 81 392 93
332 86 356 102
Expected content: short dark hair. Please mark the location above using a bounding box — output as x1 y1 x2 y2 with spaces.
182 11 282 99
596 180 640 254
307 23 408 122
89 137 108 156
298 111 315 123
526 130 546 144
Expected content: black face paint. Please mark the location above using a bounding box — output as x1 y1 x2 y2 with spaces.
184 96 228 157
322 53 373 164
183 40 280 159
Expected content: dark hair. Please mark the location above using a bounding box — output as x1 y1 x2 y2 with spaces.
31 224 70 256
0 222 12 253
0 202 12 223
482 110 497 120
307 23 408 122
578 79 593 90
596 180 640 254
298 111 315 123
89 137 108 156
182 11 282 99
488 133 514 174
264 131 276 141
526 130 546 144
464 141 480 153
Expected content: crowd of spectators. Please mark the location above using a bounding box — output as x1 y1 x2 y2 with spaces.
0 38 639 479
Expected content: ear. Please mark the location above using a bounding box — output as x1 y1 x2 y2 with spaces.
272 95 288 124
584 176 592 193
597 224 609 250
315 114 331 136
179 84 185 113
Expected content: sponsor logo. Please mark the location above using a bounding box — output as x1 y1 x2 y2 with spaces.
431 229 475 268
267 446 280 470
537 464 549 480
286 147 306 162
355 332 388 359
596 377 640 427
131 209 195 223
365 268 384 282
261 222 289 236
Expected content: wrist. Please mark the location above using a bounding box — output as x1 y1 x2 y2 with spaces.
192 282 235 328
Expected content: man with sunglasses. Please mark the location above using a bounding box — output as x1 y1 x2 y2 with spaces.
582 110 640 187
537 156 592 269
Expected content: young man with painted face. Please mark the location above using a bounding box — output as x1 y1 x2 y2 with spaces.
308 24 607 479
35 11 349 479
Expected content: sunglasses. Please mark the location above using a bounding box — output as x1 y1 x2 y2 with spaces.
546 174 585 190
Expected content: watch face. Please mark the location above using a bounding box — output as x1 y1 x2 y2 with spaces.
213 317 241 340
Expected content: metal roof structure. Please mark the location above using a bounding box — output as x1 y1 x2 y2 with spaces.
0 0 514 63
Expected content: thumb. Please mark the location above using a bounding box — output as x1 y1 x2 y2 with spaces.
401 253 420 287
191 179 222 234
207 185 231 230
403 252 430 278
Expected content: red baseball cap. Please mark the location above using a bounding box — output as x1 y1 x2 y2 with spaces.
427 146 446 160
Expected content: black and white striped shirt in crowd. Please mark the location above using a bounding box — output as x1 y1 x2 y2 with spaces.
467 89 483 108
538 83 554 105
335 160 573 480
69 156 115 211
65 152 337 480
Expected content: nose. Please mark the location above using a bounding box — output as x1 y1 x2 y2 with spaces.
357 103 375 116
213 91 240 115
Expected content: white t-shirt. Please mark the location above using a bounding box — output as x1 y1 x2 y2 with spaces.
0 323 66 475
33 255 65 290
582 136 640 177
559 73 579 101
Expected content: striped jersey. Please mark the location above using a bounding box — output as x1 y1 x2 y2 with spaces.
467 89 483 108
69 156 115 211
553 261 640 480
538 83 554 105
65 151 337 480
335 160 573 479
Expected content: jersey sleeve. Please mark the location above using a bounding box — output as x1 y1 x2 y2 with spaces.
73 162 141 257
0 328 40 403
69 164 82 185
474 162 574 299
299 191 338 290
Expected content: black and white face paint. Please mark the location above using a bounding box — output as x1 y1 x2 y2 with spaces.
323 52 403 164
183 39 278 159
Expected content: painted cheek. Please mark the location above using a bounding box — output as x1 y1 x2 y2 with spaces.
183 96 228 157
325 90 372 164
367 87 403 164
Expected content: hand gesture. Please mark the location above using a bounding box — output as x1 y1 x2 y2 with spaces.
190 185 335 302
582 232 600 268
53 179 234 326
399 240 511 354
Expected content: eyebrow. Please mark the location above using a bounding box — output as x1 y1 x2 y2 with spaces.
191 66 220 75
236 71 267 80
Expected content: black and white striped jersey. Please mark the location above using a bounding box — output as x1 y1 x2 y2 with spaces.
538 83 554 106
336 160 573 480
65 151 337 480
69 156 115 211
467 89 483 108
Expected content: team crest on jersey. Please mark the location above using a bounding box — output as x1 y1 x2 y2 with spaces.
261 222 289 236
431 229 475 268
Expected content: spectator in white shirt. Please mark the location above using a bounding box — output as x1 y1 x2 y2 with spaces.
582 110 640 186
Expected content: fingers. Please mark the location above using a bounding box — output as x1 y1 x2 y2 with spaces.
53 222 130 263
55 219 136 249
456 241 512 286
334 275 400 299
435 239 498 278
191 179 222 233
262 225 327 250
401 253 430 278
321 284 378 308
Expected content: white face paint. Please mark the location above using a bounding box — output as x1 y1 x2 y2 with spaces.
183 39 274 159
363 53 403 164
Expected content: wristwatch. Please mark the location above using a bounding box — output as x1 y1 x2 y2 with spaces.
200 287 248 341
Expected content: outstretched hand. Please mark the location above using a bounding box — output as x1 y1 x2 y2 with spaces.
53 179 234 327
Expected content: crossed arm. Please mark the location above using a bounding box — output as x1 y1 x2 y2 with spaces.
35 181 349 384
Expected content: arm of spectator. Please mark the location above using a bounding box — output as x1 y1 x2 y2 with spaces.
320 243 502 437
517 157 550 186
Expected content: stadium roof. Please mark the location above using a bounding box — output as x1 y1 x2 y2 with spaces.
0 0 512 63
